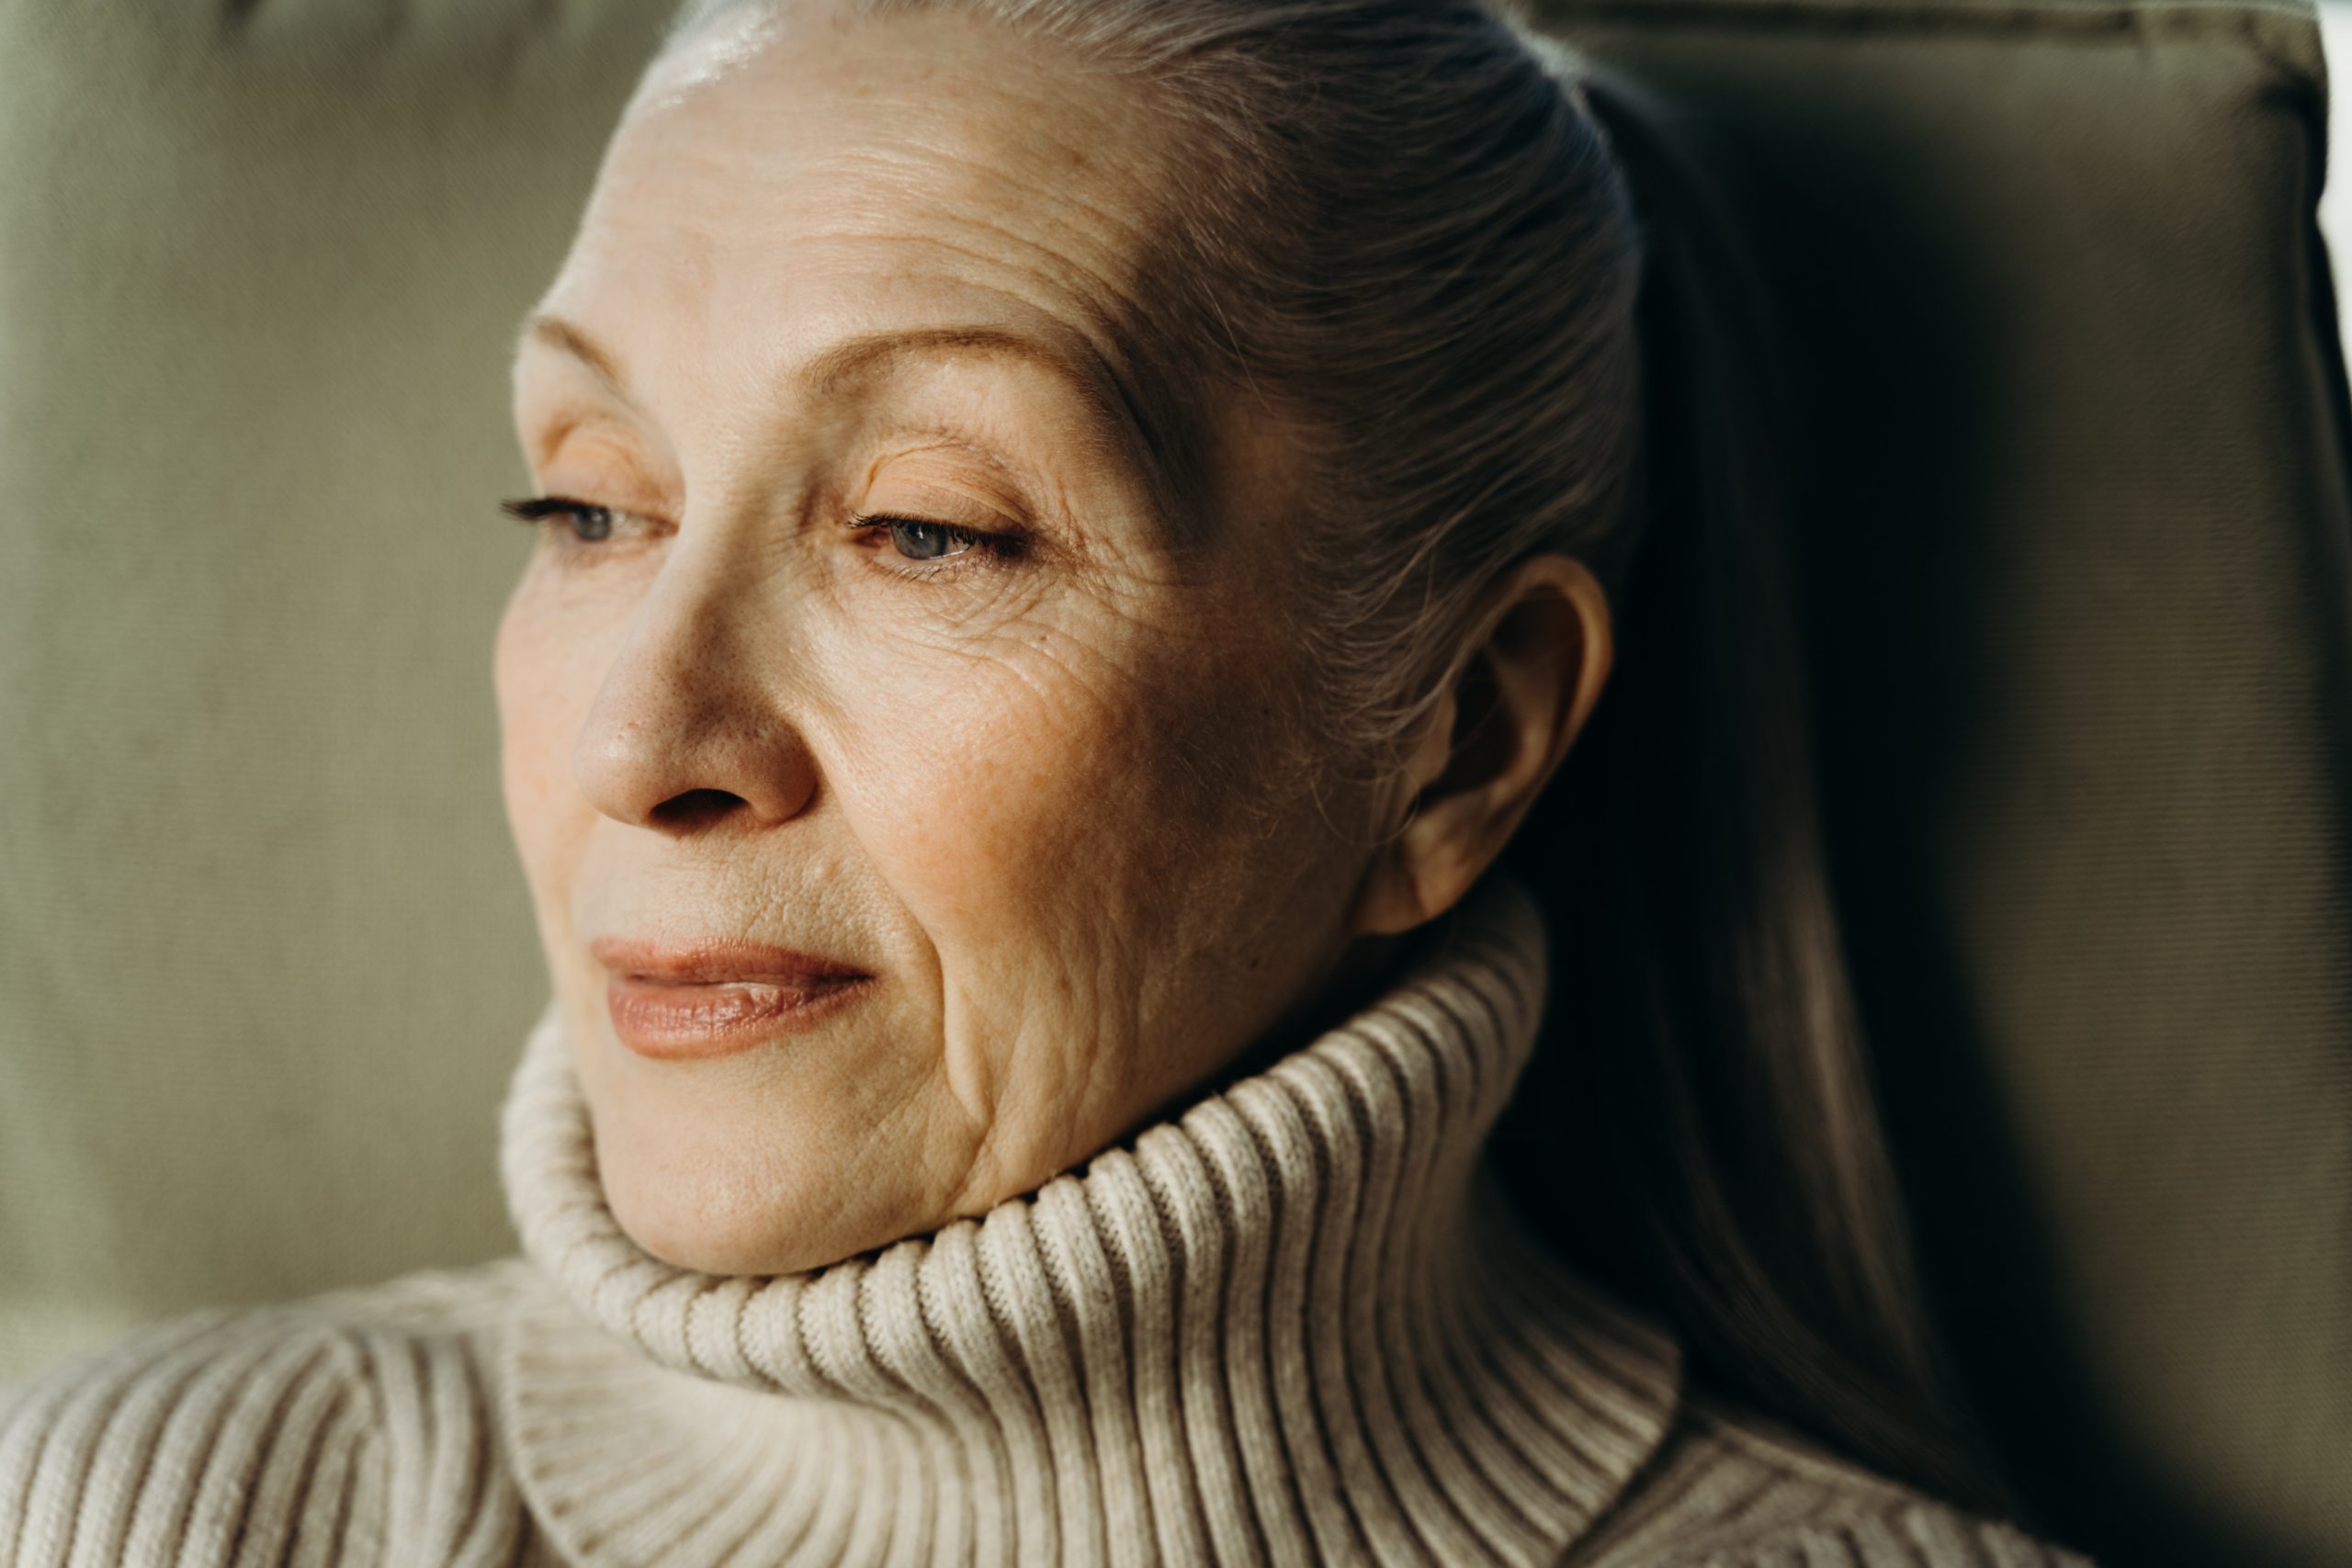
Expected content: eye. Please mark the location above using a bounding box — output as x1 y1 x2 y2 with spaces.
882 518 976 560
499 494 632 546
848 513 1023 569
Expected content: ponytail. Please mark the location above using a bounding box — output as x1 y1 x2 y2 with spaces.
1497 65 2017 1517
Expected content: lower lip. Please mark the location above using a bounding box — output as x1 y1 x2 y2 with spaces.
605 973 872 1060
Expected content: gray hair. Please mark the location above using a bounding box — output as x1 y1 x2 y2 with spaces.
649 0 2022 1519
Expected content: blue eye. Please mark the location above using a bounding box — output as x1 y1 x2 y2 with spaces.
501 495 617 544
884 519 977 560
849 513 1022 570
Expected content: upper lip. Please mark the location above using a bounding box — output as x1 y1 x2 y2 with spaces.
588 936 871 986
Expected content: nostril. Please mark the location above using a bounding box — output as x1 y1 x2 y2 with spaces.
649 788 744 830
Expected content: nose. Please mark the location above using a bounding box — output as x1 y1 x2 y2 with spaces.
571 540 820 835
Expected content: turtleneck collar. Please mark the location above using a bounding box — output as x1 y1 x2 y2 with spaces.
494 872 1684 1567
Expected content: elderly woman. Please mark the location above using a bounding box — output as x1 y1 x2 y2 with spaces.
1 1 2096 1563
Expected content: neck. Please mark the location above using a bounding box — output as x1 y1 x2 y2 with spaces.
495 873 1683 1567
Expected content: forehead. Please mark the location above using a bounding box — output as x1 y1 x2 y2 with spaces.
553 9 1176 389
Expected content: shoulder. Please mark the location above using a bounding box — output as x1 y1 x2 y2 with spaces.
0 1257 561 1568
1566 1382 2099 1568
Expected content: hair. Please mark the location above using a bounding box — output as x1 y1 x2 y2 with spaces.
652 0 2018 1517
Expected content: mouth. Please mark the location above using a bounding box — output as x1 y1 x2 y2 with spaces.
589 938 874 1061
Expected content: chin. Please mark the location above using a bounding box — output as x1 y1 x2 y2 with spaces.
592 1108 929 1279
573 1011 944 1279
605 1175 846 1278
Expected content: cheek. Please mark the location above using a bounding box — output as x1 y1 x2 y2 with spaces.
831 622 1261 950
493 582 600 897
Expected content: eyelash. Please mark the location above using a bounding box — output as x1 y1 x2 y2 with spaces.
498 495 1025 575
844 510 1025 574
500 495 641 549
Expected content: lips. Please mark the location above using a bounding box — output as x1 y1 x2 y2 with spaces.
590 937 873 1060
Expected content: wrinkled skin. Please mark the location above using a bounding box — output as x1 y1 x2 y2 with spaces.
495 5 1610 1274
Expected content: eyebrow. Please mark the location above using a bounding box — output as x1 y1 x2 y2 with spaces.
521 313 635 406
516 312 1186 530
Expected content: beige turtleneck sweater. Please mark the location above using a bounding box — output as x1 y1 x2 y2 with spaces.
0 876 2094 1567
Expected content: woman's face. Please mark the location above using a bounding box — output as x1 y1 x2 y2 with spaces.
496 7 1392 1274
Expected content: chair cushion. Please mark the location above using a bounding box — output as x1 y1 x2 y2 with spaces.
1534 1 2351 1562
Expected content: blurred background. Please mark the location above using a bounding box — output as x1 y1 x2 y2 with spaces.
3 3 2347 1565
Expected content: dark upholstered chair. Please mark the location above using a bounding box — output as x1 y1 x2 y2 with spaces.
1531 4 2352 1562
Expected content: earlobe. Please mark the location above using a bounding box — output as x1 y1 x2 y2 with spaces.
1347 555 1612 940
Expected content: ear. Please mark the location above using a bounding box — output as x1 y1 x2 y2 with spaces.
1349 553 1614 937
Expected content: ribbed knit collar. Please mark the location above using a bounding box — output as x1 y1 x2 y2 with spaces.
494 873 1684 1567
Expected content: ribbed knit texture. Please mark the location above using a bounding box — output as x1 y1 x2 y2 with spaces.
0 873 2099 1566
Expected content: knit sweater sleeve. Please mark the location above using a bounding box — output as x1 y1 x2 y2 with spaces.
1566 1386 2100 1568
0 1258 554 1568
